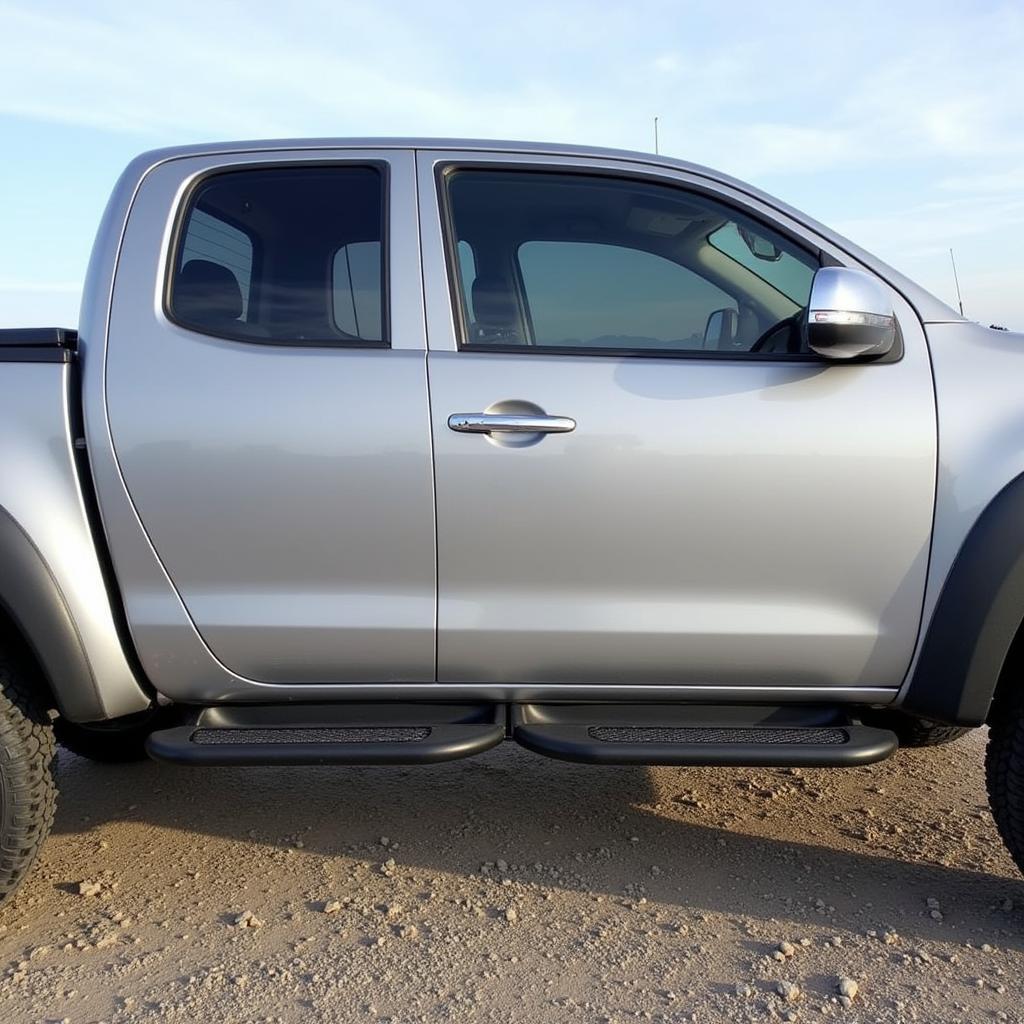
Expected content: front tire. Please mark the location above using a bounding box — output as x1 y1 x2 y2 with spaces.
0 652 58 903
864 709 972 748
987 692 1024 876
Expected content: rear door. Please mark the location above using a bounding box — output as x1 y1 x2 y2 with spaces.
418 151 936 694
103 150 435 685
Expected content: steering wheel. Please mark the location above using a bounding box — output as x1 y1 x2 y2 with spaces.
749 311 804 354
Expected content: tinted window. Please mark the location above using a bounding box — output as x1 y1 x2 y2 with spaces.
446 170 820 356
170 166 385 345
180 209 254 319
332 241 382 340
708 222 815 305
519 241 735 349
457 239 477 310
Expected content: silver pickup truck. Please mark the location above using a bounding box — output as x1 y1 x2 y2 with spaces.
2 138 1022 900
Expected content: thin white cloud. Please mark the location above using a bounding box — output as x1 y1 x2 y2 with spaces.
835 195 1024 253
0 2 583 139
938 168 1024 194
1 0 1022 179
0 280 80 293
833 192 1024 327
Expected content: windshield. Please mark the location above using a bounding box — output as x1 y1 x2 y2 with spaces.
708 222 817 306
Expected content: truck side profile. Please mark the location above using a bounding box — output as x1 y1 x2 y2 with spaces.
1 138 1023 900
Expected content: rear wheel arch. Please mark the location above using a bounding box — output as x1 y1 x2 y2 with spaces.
0 507 107 721
0 610 60 717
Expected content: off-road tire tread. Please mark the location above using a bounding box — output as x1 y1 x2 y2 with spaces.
897 719 972 748
986 689 1024 876
0 652 58 902
862 709 971 748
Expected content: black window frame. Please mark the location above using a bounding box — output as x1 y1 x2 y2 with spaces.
164 160 391 349
437 162 901 364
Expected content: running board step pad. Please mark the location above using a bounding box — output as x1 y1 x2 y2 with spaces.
512 705 897 767
146 701 898 768
146 704 504 766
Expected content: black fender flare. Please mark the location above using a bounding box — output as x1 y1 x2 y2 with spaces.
901 472 1024 726
0 507 107 721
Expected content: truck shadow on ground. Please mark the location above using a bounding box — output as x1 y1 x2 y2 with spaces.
51 738 1023 949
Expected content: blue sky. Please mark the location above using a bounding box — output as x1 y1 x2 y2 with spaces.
1 0 1022 329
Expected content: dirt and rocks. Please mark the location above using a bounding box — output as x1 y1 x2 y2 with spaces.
1 730 1022 1023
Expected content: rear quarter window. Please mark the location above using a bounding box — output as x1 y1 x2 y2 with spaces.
168 165 386 346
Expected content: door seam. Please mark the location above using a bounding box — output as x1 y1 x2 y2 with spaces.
414 149 441 683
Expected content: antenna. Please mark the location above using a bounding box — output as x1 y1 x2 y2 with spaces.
949 247 965 317
653 116 659 155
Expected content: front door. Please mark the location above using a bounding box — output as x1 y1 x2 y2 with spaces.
420 154 936 692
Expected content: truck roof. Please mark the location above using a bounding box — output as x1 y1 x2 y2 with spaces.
133 135 715 169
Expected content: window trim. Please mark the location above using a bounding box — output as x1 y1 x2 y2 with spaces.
164 160 391 349
436 162 902 364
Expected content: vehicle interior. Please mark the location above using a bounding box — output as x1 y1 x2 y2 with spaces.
167 164 819 355
445 169 820 355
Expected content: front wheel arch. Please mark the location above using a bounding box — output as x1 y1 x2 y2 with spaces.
901 472 1024 726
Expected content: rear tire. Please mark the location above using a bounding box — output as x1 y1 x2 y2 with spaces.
864 709 972 748
54 706 168 764
0 651 58 903
987 691 1024 876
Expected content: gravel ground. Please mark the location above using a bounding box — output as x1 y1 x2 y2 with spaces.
1 730 1022 1023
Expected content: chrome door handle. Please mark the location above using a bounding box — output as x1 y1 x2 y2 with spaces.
448 413 576 435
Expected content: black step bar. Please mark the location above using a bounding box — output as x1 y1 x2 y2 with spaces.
511 704 897 767
146 703 504 766
146 701 898 769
